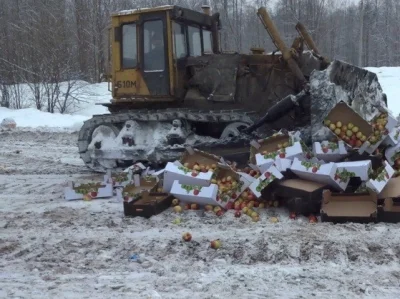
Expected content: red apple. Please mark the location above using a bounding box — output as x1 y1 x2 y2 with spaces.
193 189 200 196
264 172 271 179
182 232 192 242
191 203 199 210
312 166 318 173
289 212 296 219
234 211 241 218
216 210 224 217
210 239 221 249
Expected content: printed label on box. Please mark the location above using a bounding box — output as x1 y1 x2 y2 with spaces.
366 161 395 194
248 165 283 198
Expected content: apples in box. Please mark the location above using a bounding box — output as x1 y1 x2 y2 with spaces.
335 160 372 181
64 181 113 201
320 190 378 223
123 190 173 218
382 126 400 146
385 143 400 168
290 157 348 191
365 161 395 194
248 165 283 198
312 140 348 162
323 101 373 150
362 109 397 154
377 176 400 223
162 148 223 192
250 134 304 173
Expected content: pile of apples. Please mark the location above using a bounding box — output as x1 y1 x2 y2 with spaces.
182 161 217 177
369 113 389 145
211 174 240 201
260 141 291 159
241 167 261 178
324 119 367 147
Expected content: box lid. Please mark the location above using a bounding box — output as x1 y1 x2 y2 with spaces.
321 190 377 217
378 176 400 199
277 179 327 192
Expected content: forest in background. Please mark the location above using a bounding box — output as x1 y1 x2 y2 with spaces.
0 0 399 111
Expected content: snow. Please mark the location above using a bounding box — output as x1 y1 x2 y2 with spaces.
0 66 399 133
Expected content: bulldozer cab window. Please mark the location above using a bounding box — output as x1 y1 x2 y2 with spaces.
121 23 137 69
143 20 165 72
188 25 201 57
202 29 213 54
173 22 187 59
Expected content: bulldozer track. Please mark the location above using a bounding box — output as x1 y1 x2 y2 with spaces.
78 108 258 172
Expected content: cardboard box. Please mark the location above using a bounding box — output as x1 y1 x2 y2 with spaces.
312 141 348 162
323 101 373 149
104 170 132 188
335 160 372 181
273 158 293 172
123 190 173 218
162 148 223 192
320 190 378 223
378 177 400 223
249 134 304 173
248 165 284 198
385 143 400 167
116 175 159 202
363 109 397 154
64 182 113 201
274 179 329 215
382 126 400 146
290 157 348 191
365 161 395 194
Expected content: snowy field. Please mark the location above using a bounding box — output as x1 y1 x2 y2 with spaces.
1 66 400 299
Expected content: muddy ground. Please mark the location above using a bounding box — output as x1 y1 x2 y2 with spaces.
1 130 400 299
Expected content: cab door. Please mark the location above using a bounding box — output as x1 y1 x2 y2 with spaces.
140 13 170 96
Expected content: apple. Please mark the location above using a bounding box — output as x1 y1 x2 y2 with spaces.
258 203 265 209
83 194 92 201
312 166 318 173
356 131 363 138
289 212 296 219
240 202 247 210
329 123 336 130
279 152 286 158
234 211 241 218
191 203 199 210
214 206 222 213
346 130 353 137
309 215 318 223
173 206 182 213
242 191 248 198
247 201 254 209
172 198 179 206
352 126 359 133
172 218 181 225
348 123 354 129
204 205 213 212
247 194 256 201
324 119 331 126
336 121 342 128
216 210 224 217
184 203 191 210
342 125 347 132
250 211 258 218
264 172 271 179
242 206 249 214
355 140 363 147
270 217 279 223
182 232 192 242
246 209 253 216
252 215 260 222
90 191 98 198
211 164 217 170
234 202 241 210
283 142 289 148
211 179 217 184
210 239 221 249
253 201 259 208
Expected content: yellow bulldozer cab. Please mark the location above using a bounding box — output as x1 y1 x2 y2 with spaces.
108 5 218 102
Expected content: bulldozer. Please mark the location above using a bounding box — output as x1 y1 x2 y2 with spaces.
78 4 388 172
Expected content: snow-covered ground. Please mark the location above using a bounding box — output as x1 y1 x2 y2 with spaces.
1 66 400 298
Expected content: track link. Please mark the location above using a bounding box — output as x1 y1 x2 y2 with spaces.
78 108 258 172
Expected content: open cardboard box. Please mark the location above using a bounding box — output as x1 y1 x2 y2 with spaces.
335 160 372 181
382 126 400 146
365 161 395 194
320 190 378 223
274 179 330 215
248 165 284 198
123 190 173 218
312 140 348 162
249 134 304 173
64 181 113 201
170 180 219 207
377 176 400 223
362 109 397 154
116 175 159 202
290 157 348 191
162 148 224 192
323 101 373 150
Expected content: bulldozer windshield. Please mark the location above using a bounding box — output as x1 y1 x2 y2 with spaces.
143 20 165 72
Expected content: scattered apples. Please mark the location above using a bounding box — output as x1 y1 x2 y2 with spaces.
182 232 192 242
309 215 318 223
172 198 179 206
289 212 296 219
173 206 182 213
270 217 279 223
191 203 199 210
172 218 181 225
234 211 241 218
210 239 222 249
204 205 213 212
258 203 265 209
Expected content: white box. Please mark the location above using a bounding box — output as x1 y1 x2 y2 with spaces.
290 157 348 191
170 180 220 207
254 141 304 173
248 165 284 198
313 141 348 162
273 158 293 172
335 160 372 181
64 182 113 201
163 161 214 193
385 143 400 166
366 161 395 194
382 127 400 146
